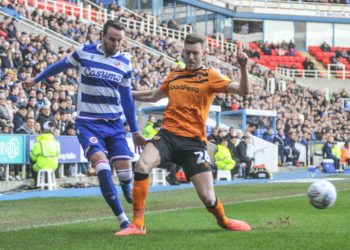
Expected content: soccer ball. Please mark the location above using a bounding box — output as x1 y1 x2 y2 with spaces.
307 180 337 209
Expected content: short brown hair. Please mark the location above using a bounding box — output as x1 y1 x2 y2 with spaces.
184 33 206 46
103 20 125 35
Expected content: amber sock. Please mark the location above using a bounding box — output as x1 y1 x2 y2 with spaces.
207 198 229 227
132 173 150 229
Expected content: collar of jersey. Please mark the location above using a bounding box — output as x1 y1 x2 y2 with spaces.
185 66 204 73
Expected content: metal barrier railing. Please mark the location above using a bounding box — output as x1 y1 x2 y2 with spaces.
276 65 350 80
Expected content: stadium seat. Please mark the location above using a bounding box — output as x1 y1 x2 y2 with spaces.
36 169 57 191
216 170 231 181
151 168 167 186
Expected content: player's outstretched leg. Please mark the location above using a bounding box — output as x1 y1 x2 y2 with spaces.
116 172 149 236
116 168 133 204
96 161 130 229
207 198 251 231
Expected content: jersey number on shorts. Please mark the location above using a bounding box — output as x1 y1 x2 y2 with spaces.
194 151 210 164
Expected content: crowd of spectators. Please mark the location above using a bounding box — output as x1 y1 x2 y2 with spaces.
1 1 350 168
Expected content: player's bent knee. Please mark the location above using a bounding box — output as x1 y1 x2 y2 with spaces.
203 196 217 208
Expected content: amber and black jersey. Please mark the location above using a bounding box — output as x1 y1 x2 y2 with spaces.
160 68 231 142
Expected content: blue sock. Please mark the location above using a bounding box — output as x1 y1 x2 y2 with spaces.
98 169 125 218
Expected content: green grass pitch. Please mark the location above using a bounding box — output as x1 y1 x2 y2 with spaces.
1 180 350 250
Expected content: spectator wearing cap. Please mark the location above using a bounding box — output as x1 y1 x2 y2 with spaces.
13 103 27 131
36 105 52 130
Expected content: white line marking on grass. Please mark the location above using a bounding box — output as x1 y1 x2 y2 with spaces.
2 187 350 232
271 177 348 183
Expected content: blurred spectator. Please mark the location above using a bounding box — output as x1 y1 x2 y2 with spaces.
30 128 60 185
235 134 253 179
36 105 52 129
320 41 331 52
341 141 350 165
284 132 300 165
13 104 27 131
214 139 236 179
15 116 36 134
36 89 49 109
274 128 287 166
0 93 14 127
142 115 156 139
34 121 42 134
262 127 274 143
207 126 220 145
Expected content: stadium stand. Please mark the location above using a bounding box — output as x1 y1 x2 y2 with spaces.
247 41 306 70
1 0 350 184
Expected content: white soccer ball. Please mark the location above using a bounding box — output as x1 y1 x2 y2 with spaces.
307 180 337 209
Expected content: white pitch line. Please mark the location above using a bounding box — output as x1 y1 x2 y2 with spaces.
2 188 350 232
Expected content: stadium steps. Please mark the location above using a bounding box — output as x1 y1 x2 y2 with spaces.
300 52 325 71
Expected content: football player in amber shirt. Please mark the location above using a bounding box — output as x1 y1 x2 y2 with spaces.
117 33 251 236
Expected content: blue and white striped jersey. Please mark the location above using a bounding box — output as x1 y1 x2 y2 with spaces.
66 44 132 119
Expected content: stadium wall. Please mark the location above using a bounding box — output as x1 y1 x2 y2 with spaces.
297 78 350 94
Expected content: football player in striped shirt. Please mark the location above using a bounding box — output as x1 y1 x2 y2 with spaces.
24 20 145 231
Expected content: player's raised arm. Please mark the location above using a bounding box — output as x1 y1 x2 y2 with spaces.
132 88 167 103
23 58 74 88
226 51 250 96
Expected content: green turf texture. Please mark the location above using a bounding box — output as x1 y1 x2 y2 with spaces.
1 181 350 250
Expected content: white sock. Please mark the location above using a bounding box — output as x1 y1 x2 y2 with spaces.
95 161 111 175
115 169 132 183
118 212 129 225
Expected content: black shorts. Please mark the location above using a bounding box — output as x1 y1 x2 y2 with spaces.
150 129 212 178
